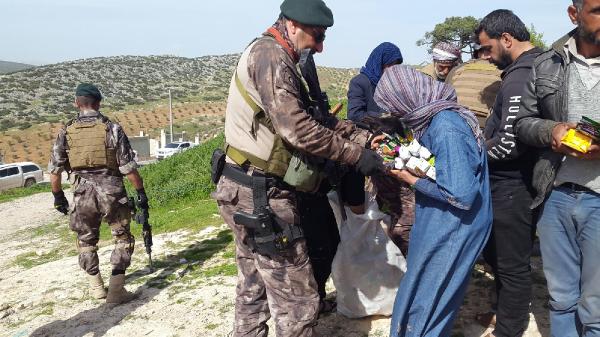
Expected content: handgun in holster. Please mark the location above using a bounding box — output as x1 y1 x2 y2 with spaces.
233 207 287 256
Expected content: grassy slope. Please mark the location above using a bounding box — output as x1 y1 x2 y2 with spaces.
0 183 53 203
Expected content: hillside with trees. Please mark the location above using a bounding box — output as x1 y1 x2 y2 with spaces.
0 55 357 165
0 55 356 132
0 60 35 74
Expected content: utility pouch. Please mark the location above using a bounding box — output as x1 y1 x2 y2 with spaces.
283 152 324 193
211 149 226 184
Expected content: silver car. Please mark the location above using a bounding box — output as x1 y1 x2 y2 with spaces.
155 141 193 160
0 162 44 191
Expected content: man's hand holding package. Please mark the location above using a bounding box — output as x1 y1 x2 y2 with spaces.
552 122 600 159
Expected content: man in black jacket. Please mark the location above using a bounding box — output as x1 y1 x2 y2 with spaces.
515 1 600 336
475 10 543 337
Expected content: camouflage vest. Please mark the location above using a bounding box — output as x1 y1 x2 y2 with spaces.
66 118 118 171
446 59 502 128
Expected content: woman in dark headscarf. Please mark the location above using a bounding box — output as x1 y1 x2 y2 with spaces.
345 42 412 251
347 42 403 122
373 65 492 337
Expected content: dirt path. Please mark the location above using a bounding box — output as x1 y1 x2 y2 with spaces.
0 194 550 337
0 192 70 237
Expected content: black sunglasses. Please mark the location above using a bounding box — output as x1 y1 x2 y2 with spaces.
309 28 326 44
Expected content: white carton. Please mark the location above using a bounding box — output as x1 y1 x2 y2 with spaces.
394 157 405 170
416 158 431 174
418 146 432 160
426 167 436 180
405 156 420 172
407 140 421 156
398 145 412 161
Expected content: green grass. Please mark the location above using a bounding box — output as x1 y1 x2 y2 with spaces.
98 198 221 242
0 183 53 204
12 222 77 269
37 302 55 316
202 262 237 277
205 323 219 330
14 250 68 269
127 133 223 207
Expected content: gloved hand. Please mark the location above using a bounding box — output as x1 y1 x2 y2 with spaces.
355 149 386 176
136 188 149 210
53 190 69 215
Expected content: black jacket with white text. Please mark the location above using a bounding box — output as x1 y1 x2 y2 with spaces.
484 47 543 182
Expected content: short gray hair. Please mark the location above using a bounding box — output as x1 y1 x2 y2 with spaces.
573 0 583 10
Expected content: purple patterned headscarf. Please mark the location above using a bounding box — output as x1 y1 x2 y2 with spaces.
374 65 483 149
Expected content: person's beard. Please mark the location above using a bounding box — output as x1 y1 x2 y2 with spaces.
578 17 600 46
491 47 513 70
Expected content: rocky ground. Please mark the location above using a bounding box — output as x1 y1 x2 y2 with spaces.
0 193 550 337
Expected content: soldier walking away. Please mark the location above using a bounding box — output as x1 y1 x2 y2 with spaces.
49 83 148 305
210 0 384 335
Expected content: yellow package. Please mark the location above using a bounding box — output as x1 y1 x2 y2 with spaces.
562 129 593 153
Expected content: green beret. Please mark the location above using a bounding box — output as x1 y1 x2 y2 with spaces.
280 0 334 27
75 83 102 100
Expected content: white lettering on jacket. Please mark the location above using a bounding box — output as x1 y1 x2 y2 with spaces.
489 96 521 158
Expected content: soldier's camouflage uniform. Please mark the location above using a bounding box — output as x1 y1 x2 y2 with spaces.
216 34 369 337
49 110 138 275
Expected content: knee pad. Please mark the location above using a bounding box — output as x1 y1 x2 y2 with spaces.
76 240 99 253
114 233 135 254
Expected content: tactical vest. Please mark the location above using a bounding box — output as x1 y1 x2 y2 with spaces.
224 37 293 177
446 59 501 128
66 118 118 171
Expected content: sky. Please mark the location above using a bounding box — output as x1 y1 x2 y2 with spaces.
1 0 576 68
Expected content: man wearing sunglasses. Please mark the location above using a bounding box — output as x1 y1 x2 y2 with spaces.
212 0 384 336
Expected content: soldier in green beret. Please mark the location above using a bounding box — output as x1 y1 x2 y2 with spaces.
212 0 384 335
49 83 148 305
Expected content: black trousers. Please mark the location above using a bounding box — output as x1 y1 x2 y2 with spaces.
297 191 340 300
483 179 537 337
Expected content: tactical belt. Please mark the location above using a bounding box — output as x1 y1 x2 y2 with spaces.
222 163 286 190
222 163 303 255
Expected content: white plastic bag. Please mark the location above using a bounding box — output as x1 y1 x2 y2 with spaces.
328 191 406 318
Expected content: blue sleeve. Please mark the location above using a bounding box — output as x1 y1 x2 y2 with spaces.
413 128 482 210
347 76 381 122
347 77 368 122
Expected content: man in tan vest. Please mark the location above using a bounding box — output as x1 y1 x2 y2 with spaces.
211 0 384 335
49 83 147 305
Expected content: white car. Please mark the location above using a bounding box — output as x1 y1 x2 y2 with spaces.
156 141 193 160
0 162 44 191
